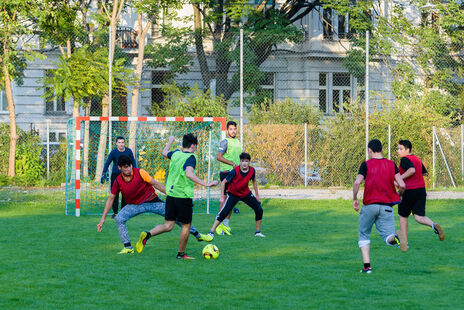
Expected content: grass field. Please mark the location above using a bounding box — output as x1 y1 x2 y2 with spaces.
0 191 463 309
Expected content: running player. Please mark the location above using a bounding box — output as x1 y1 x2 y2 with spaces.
353 139 406 273
135 134 218 259
97 155 212 254
397 139 445 250
208 152 264 239
216 120 241 235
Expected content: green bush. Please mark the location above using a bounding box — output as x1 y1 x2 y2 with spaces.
15 131 45 186
45 142 67 186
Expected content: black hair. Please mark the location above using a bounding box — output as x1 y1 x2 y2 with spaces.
239 152 251 161
117 155 132 167
398 139 412 152
182 133 198 148
368 139 382 153
227 121 237 129
116 136 125 142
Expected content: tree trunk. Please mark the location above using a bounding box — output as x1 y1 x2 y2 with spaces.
128 14 151 152
4 60 17 177
83 99 91 178
95 95 109 182
193 4 211 91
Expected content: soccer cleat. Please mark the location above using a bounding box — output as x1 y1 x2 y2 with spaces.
360 267 373 274
215 225 224 235
136 231 150 253
197 233 213 242
433 223 445 241
176 253 195 260
255 232 265 237
222 224 232 235
396 230 408 252
118 247 134 254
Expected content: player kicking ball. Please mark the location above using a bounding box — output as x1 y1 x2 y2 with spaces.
397 139 445 250
353 139 406 273
208 152 264 239
96 155 212 255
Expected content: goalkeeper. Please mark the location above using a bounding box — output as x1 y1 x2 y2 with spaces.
97 155 212 254
208 152 265 239
100 136 137 218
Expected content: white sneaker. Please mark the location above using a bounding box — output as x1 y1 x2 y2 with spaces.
254 232 265 237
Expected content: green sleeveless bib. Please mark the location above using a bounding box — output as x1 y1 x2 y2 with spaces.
222 137 241 171
166 151 197 198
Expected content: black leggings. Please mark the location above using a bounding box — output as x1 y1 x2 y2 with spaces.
216 192 263 222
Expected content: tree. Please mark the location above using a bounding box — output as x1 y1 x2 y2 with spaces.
0 1 35 177
191 0 322 104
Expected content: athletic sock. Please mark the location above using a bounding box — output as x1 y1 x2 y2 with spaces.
255 230 260 234
364 263 371 269
192 231 200 238
124 242 132 248
209 230 214 235
223 219 230 226
146 231 152 239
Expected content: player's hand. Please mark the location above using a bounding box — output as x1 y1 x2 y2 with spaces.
100 172 107 184
167 135 175 142
219 195 226 204
353 199 360 212
207 180 218 187
255 194 261 203
97 220 105 232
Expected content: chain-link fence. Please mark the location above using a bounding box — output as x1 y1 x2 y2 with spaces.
1 2 464 203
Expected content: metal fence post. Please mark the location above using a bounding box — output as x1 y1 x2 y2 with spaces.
207 130 211 214
239 28 244 151
365 30 370 161
304 123 308 187
388 124 391 160
433 126 436 188
461 124 463 182
46 120 50 179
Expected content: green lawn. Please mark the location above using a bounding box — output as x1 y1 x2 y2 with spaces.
0 191 463 309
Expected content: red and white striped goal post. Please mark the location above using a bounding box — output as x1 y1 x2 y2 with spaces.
73 116 227 217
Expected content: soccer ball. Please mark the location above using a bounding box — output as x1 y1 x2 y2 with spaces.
202 244 219 259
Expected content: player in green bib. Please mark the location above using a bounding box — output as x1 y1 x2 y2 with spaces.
216 121 242 235
135 134 218 259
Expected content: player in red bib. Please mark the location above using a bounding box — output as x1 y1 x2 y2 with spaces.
207 152 264 239
397 140 445 249
353 139 406 273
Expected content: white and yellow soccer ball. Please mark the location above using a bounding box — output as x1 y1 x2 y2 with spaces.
202 244 219 259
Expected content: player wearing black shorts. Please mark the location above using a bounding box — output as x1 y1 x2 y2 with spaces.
397 140 445 249
208 152 265 239
135 134 217 259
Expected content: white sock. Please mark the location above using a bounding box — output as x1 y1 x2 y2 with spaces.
223 219 230 226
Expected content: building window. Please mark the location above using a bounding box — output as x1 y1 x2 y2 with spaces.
319 72 359 115
45 70 66 114
152 71 168 107
323 8 334 40
322 8 355 40
0 90 7 112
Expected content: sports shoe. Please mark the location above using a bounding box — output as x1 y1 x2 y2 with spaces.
176 253 195 260
136 231 150 253
215 225 224 235
255 232 265 237
360 267 373 274
118 247 134 254
396 230 408 252
197 233 213 242
222 224 232 235
111 213 117 219
433 223 445 241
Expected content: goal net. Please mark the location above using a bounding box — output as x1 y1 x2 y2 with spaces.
65 116 226 216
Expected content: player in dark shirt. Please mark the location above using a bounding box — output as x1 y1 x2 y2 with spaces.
397 140 445 248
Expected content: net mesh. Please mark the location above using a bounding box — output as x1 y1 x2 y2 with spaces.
65 118 222 215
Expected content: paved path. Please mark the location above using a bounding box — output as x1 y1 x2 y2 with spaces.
259 189 464 200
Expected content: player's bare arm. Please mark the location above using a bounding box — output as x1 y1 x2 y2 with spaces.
97 194 116 231
352 174 364 212
149 179 166 194
219 178 228 204
185 166 219 187
394 173 406 196
162 136 176 157
401 167 415 180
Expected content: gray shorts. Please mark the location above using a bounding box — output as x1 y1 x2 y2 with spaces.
358 204 396 247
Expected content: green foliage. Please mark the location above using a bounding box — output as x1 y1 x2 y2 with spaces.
151 84 227 117
14 131 45 187
249 98 322 125
46 142 67 186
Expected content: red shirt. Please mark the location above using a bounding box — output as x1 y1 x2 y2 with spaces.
111 168 157 205
227 166 255 198
399 155 426 190
362 158 400 206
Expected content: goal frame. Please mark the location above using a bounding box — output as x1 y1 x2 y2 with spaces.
73 116 226 217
